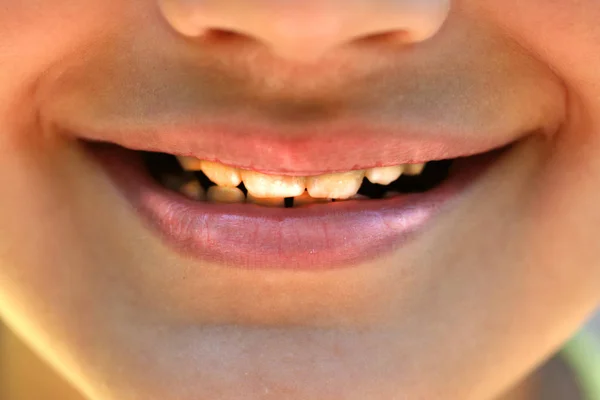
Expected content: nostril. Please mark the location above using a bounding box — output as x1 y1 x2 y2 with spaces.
355 30 412 45
204 28 244 41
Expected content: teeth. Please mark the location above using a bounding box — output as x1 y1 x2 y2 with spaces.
201 160 242 187
206 186 246 204
180 180 206 201
306 170 365 199
365 165 404 185
177 156 203 171
404 163 426 176
241 170 305 198
293 191 332 207
170 158 431 204
246 193 285 208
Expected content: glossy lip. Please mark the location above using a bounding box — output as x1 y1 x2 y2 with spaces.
64 118 522 176
88 141 513 270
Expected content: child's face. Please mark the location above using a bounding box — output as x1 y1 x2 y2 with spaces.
1 1 599 399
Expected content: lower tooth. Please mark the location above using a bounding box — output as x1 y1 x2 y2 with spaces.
161 173 198 191
161 174 188 192
206 186 246 204
180 180 206 201
246 193 285 207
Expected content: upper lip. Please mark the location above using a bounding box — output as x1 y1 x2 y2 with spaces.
64 117 530 176
38 14 565 177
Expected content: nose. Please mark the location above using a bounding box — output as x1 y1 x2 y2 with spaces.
157 0 451 62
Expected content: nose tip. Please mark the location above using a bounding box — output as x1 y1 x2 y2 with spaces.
158 0 451 62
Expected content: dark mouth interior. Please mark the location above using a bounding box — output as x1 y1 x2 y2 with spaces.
140 150 454 207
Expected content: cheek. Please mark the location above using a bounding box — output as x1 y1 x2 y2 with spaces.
476 0 600 112
530 109 600 298
0 1 125 114
475 0 600 291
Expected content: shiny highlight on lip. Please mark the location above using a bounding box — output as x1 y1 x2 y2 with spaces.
88 143 509 270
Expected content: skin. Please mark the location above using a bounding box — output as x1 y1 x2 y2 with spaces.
0 0 599 399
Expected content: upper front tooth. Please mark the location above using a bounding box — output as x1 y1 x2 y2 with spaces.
404 163 426 176
201 160 242 187
177 156 203 171
365 165 404 185
241 170 305 198
306 170 365 199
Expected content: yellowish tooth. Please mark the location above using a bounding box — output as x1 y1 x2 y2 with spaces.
177 156 203 171
180 180 206 201
241 170 305 198
293 192 332 207
246 193 285 208
206 186 245 204
365 165 404 185
201 160 242 187
404 163 426 176
306 170 365 199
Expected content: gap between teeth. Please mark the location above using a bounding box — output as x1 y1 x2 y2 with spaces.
176 156 427 203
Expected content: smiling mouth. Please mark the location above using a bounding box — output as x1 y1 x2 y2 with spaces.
78 118 518 271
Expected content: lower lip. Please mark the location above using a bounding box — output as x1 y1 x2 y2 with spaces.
89 143 509 270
